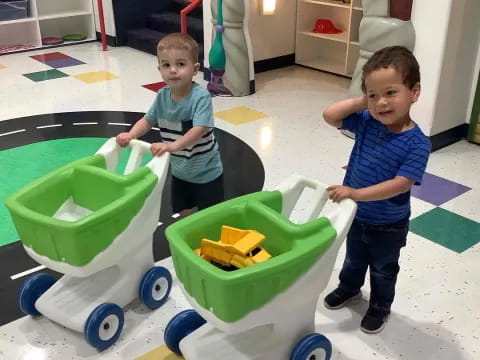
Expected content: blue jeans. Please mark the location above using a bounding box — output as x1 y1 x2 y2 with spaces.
338 216 409 312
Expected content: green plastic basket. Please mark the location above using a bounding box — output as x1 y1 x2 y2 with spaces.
166 191 337 323
5 155 157 267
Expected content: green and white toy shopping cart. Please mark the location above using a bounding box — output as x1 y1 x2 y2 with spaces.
163 175 357 360
6 138 172 351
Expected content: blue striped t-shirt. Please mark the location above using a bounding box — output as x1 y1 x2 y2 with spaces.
145 83 223 184
341 110 431 225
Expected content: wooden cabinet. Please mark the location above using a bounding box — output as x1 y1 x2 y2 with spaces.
295 0 363 77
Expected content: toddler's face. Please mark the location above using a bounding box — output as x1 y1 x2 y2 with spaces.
364 66 420 132
157 49 199 91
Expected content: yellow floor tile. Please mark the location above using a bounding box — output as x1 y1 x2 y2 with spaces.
136 345 182 360
73 71 119 83
215 106 268 125
0 64 6 70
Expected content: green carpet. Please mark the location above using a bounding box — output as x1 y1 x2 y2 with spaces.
0 138 152 247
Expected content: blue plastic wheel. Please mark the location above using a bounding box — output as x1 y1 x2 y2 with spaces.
84 303 124 351
290 333 332 360
139 266 172 310
19 273 56 316
164 309 206 355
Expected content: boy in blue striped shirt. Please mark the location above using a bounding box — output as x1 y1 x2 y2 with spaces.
323 46 431 333
116 33 224 217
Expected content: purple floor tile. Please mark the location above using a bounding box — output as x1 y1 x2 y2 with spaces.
411 172 471 206
45 58 85 69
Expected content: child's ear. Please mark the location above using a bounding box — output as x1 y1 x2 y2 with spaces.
412 82 421 102
193 62 200 75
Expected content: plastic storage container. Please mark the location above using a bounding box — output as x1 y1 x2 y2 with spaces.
0 0 28 21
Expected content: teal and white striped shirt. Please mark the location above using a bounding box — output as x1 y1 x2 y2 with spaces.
146 83 223 183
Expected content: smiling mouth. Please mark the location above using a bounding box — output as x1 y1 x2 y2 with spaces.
378 110 393 116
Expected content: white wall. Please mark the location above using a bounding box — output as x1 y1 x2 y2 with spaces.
433 0 480 134
92 0 116 37
410 0 452 135
411 0 480 136
248 0 296 61
203 0 296 65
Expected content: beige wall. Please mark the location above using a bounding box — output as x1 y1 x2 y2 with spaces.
429 0 480 135
411 0 480 136
203 0 296 67
248 0 297 61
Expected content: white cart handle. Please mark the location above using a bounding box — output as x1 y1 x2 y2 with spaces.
275 174 357 238
95 137 170 177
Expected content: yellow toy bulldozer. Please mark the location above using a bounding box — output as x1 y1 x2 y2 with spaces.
195 226 271 269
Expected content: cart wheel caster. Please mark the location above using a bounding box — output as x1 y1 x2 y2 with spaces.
19 273 56 316
164 309 206 355
139 266 172 310
290 333 332 360
84 303 124 351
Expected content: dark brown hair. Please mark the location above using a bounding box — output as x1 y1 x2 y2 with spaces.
361 46 420 93
157 32 199 63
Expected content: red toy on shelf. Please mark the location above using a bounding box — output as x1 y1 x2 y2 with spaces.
312 19 342 34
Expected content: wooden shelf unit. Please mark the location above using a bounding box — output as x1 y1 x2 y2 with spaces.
0 0 95 54
295 0 364 77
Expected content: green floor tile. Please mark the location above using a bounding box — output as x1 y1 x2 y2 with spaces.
410 207 480 253
23 69 69 82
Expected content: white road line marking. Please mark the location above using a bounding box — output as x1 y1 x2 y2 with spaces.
73 122 98 126
0 129 26 137
36 124 62 129
108 122 132 126
172 213 180 219
10 265 46 280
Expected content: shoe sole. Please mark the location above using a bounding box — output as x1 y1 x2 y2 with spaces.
324 292 362 310
360 314 390 334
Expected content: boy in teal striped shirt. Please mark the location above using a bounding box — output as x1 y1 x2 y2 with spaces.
117 33 223 217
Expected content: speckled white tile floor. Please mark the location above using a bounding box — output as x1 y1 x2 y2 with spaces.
0 43 479 360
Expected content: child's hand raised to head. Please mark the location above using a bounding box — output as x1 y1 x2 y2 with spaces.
327 185 358 203
116 132 133 147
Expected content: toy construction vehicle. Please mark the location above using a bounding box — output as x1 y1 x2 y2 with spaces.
195 226 271 269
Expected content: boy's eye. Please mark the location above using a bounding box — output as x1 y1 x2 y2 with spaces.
162 63 169 68
177 62 185 67
386 90 396 96
368 94 376 99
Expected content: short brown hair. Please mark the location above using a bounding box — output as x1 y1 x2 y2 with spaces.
361 46 420 93
157 33 199 63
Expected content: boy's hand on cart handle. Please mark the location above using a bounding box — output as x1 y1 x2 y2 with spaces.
151 142 172 156
327 185 358 203
116 132 133 147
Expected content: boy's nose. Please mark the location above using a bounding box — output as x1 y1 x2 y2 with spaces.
377 97 388 106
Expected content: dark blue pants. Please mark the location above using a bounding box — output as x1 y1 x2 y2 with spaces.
338 216 409 312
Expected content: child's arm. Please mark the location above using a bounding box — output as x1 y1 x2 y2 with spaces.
116 117 153 147
327 176 415 203
151 126 207 156
323 96 368 128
